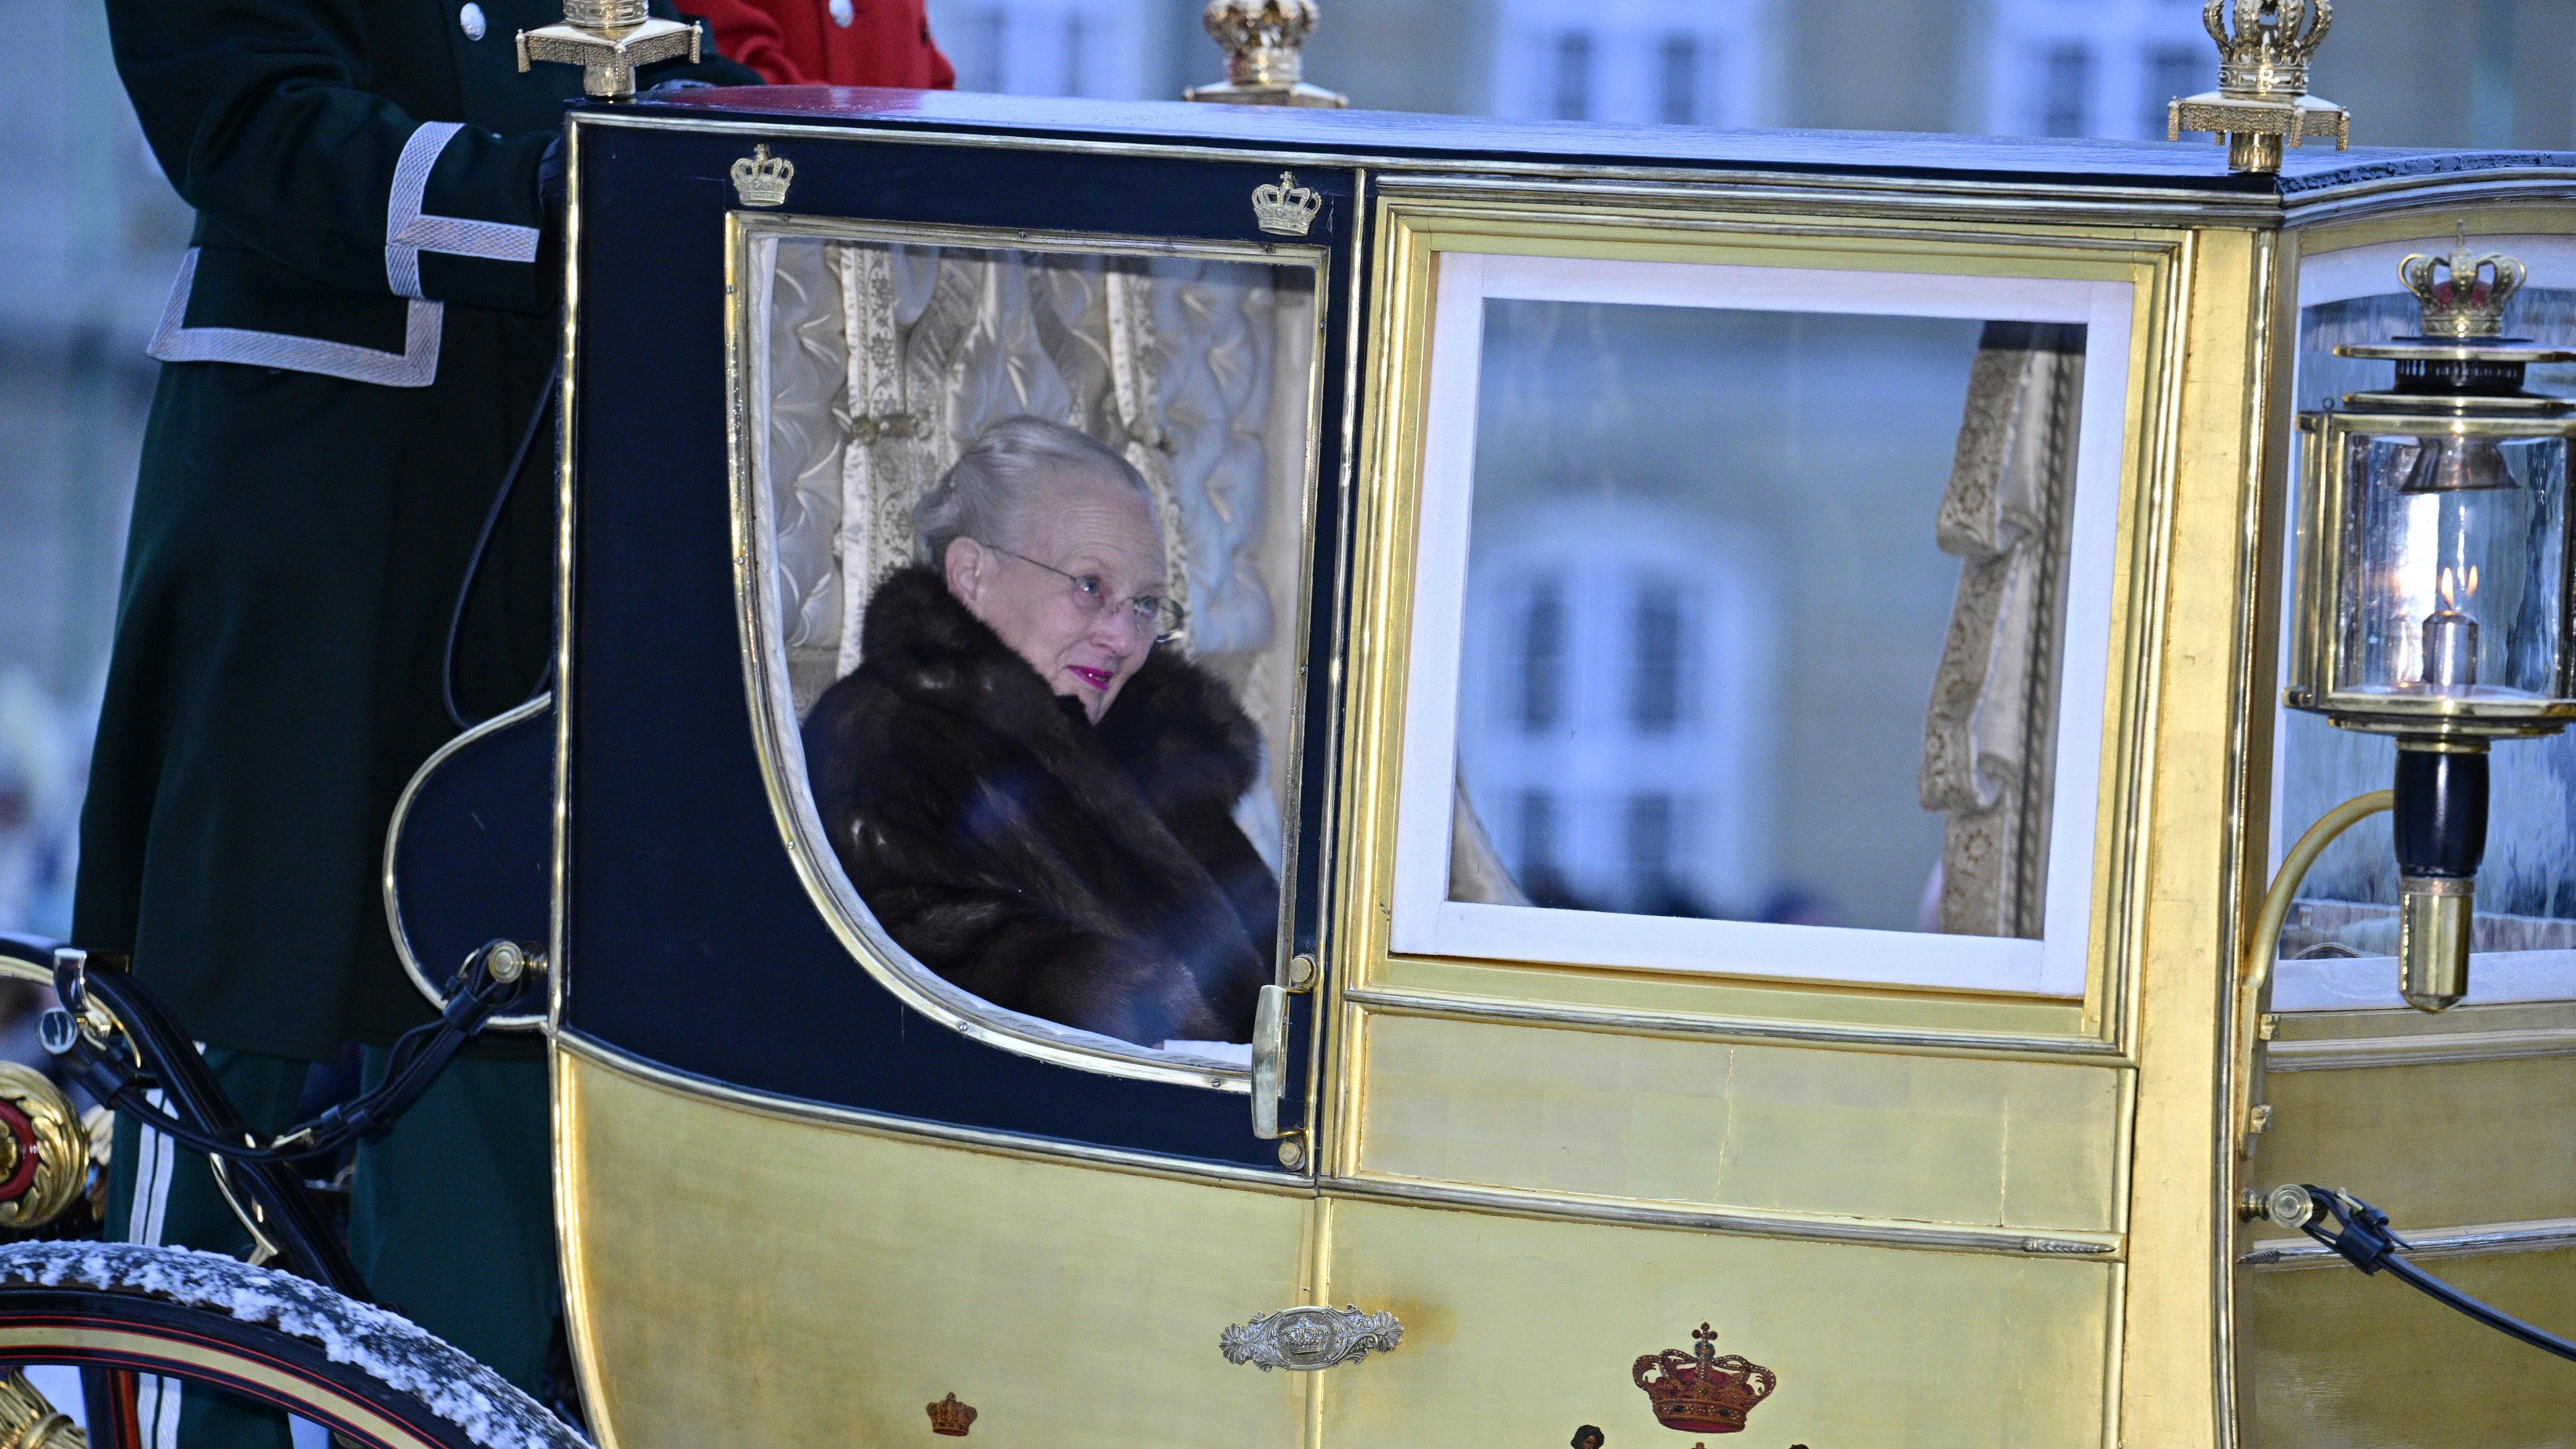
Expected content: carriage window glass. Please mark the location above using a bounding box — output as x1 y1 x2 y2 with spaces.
741 228 1323 1073
1392 253 2134 996
2275 240 2576 1010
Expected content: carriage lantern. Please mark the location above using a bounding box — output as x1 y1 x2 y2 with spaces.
2287 232 2576 1010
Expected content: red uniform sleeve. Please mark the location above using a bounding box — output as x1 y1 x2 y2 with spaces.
690 0 813 85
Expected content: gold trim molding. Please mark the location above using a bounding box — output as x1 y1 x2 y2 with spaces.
556 1030 2129 1259
2265 1027 2576 1072
1342 983 2134 1064
1333 1171 2126 1262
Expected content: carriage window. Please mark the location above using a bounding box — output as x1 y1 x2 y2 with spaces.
2275 239 2576 1010
1392 253 2134 996
742 227 1322 1072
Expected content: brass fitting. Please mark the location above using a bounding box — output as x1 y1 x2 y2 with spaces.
2398 876 2474 1012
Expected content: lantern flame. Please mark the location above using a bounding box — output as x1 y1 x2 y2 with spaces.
2440 566 2457 610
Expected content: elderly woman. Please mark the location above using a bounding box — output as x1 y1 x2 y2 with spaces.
803 416 1274 1046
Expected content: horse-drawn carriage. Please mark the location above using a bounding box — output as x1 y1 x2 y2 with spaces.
0 3 2572 1445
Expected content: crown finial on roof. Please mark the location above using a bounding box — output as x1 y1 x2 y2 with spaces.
1185 0 1347 108
2165 0 2351 173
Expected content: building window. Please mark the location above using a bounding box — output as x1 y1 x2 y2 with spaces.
1062 11 1089 97
1624 793 1678 904
957 7 1006 92
1631 582 1684 731
1493 1 1770 129
1986 0 2214 140
1551 31 1595 120
2039 42 2092 137
1658 35 1701 125
2142 43 2202 138
1519 789 1561 881
1521 581 1566 730
927 0 1148 99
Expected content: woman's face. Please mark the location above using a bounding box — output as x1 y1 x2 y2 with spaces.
944 471 1166 723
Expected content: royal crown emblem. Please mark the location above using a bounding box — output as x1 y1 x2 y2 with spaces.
1251 171 1322 237
1631 1322 1777 1435
2401 225 2527 340
925 1392 977 1436
730 144 794 208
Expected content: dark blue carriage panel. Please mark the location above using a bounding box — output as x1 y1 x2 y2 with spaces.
386 697 554 1014
562 111 1355 1168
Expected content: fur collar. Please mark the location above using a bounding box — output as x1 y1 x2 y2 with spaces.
857 566 1261 798
807 567 1277 1042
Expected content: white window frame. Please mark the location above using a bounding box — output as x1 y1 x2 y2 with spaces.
1388 251 2135 998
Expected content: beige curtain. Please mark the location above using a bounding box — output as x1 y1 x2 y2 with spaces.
758 237 856 713
1450 774 1531 906
1920 323 2085 939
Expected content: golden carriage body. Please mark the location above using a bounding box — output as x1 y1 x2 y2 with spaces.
0 29 2569 1449
492 77 2576 1449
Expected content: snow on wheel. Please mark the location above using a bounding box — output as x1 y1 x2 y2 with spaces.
0 1243 585 1449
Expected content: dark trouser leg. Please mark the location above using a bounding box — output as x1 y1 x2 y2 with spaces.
104 1049 308 1449
346 1049 556 1395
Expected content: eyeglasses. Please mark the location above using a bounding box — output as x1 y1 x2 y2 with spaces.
985 544 1186 643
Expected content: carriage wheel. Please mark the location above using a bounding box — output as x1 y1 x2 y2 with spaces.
0 1242 584 1449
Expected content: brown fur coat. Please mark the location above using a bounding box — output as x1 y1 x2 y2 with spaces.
803 567 1275 1045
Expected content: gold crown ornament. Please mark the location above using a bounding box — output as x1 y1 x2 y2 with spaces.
2166 0 2349 174
730 145 794 208
516 0 700 99
2402 225 2527 340
925 1393 977 1436
1251 172 1323 237
1185 0 1345 107
1631 1322 1778 1435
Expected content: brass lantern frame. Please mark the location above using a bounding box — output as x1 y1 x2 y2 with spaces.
2286 404 2576 740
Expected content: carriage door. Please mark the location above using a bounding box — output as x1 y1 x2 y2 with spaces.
1311 192 2170 1446
554 115 1357 1448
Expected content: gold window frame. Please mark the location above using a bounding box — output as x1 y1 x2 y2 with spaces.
1334 182 2194 1065
722 212 1335 1091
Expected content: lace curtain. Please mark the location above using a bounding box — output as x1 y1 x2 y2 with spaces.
758 238 1314 829
1920 322 2085 939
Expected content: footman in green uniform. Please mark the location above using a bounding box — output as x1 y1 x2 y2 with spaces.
76 2 752 1442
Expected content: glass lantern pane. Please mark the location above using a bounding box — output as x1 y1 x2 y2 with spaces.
2333 431 2570 703
2278 283 2576 1008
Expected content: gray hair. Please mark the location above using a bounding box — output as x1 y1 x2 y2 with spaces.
914 416 1159 565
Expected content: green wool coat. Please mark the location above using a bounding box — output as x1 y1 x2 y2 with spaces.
76 0 754 1061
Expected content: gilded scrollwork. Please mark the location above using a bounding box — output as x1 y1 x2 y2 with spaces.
0 1365 82 1448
